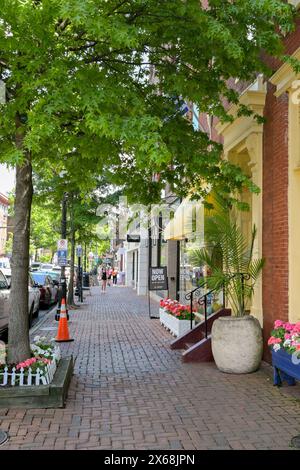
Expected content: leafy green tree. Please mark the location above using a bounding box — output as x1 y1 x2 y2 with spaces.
0 0 297 362
30 203 59 261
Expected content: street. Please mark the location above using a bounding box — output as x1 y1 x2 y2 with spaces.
0 286 300 450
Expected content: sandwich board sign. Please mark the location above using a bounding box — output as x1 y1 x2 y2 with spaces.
149 267 168 291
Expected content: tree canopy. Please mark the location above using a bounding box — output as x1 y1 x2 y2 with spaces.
0 0 298 203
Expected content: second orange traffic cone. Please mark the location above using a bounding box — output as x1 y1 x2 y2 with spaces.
55 298 74 343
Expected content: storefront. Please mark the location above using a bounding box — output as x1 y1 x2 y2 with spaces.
163 197 205 302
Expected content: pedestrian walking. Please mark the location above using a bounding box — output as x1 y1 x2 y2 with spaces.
112 268 118 285
107 267 112 287
101 267 107 293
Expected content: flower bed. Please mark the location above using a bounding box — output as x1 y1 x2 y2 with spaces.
159 299 195 337
0 336 61 387
268 320 300 386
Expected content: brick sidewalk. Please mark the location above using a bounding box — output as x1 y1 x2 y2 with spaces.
1 286 300 450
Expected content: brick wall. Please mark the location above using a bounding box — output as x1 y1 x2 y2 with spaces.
261 19 300 361
262 83 289 361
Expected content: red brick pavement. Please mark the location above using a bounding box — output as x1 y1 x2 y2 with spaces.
1 286 300 450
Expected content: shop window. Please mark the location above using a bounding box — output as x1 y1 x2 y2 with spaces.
192 104 200 131
192 206 197 233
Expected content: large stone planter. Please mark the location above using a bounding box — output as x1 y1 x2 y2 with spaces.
211 315 263 374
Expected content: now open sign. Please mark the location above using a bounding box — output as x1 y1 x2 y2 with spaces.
149 267 168 291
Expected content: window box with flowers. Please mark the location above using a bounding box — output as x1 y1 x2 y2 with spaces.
268 320 300 386
159 299 195 337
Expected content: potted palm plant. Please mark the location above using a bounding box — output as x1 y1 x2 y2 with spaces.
189 198 265 374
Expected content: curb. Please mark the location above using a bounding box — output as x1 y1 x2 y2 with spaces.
30 303 58 335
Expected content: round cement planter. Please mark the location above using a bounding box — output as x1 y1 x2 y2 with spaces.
211 315 263 374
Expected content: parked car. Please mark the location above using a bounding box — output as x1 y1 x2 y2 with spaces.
0 270 41 337
40 263 55 272
45 272 60 285
51 265 61 273
31 272 58 308
28 273 41 319
30 262 42 272
0 258 11 286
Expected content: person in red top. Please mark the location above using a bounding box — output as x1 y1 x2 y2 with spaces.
112 268 118 285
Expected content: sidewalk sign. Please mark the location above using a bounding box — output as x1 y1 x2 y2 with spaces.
149 267 168 291
148 267 168 319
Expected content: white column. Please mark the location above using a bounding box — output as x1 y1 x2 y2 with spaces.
246 133 263 325
137 240 149 296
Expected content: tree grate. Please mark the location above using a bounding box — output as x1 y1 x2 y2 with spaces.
291 435 300 449
0 430 8 446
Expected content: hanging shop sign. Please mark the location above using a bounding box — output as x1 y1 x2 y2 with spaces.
127 234 141 243
149 267 168 291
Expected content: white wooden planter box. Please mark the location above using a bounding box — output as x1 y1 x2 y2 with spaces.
0 347 61 387
159 308 195 337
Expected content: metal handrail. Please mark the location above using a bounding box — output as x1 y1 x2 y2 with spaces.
184 272 252 337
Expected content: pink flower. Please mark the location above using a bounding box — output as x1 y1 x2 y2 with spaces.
292 323 300 334
268 337 282 345
16 357 37 370
284 333 292 340
42 358 52 364
274 320 284 329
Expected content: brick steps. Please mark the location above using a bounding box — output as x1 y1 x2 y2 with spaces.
170 308 231 362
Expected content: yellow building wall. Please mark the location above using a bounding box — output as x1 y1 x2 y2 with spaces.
288 87 300 323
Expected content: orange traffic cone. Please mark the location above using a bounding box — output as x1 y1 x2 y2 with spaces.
55 298 74 343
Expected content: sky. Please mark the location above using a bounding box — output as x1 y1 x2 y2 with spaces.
0 164 15 196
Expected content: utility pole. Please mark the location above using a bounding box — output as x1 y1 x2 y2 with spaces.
56 192 69 320
84 242 87 273
76 245 83 303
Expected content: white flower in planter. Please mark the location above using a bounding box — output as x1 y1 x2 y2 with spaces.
273 344 281 352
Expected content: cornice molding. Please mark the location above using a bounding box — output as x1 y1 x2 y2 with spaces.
270 47 300 97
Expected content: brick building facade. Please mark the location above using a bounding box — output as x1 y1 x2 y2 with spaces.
216 7 300 361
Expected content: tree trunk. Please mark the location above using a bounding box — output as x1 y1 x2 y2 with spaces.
34 248 38 262
8 117 33 363
67 195 76 306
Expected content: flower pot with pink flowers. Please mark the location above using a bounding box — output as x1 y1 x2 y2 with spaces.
268 320 300 386
159 299 195 337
